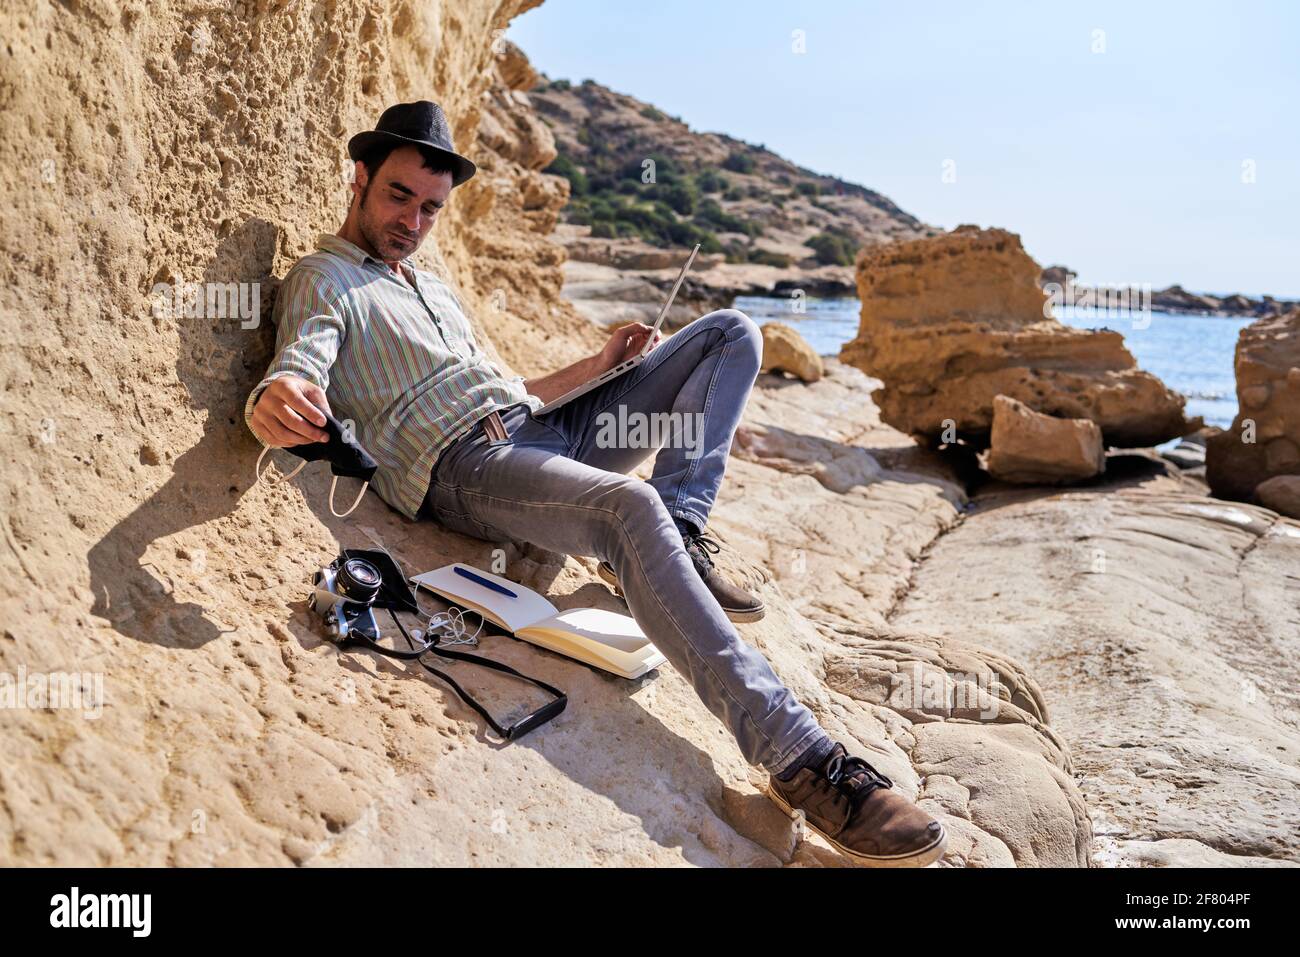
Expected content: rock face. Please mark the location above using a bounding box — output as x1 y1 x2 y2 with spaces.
839 226 1194 448
1206 310 1300 501
759 322 824 382
985 395 1105 485
0 0 600 866
1256 476 1300 519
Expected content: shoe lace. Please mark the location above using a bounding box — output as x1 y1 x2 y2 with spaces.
825 752 893 813
683 530 722 570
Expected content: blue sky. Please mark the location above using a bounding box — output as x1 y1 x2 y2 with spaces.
508 0 1299 298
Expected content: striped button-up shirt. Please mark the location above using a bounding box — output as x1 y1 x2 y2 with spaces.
245 233 542 519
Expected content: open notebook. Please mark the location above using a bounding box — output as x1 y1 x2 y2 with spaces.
411 563 667 680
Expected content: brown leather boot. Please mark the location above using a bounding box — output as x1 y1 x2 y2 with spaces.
767 743 947 867
598 527 766 623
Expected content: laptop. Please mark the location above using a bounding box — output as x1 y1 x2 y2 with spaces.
535 244 700 415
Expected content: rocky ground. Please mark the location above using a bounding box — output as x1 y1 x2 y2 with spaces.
892 471 1300 866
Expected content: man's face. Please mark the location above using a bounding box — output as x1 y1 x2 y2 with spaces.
352 145 453 261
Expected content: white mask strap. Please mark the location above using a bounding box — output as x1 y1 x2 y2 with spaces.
255 444 307 486
329 476 369 518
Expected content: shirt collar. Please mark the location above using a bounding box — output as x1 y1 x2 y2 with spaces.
317 233 415 273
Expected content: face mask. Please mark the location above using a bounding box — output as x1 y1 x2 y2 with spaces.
255 412 378 518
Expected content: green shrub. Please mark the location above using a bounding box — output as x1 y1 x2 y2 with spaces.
614 202 675 244
805 230 857 266
545 154 588 196
660 181 698 215
795 181 820 196
586 195 617 220
616 155 682 186
639 105 665 121
748 248 792 268
694 169 729 194
722 151 756 174
587 171 616 193
696 198 749 234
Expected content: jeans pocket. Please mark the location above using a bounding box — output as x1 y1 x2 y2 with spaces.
438 510 501 542
428 478 506 543
523 408 572 452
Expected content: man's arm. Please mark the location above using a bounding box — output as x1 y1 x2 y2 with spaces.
523 321 661 405
246 270 346 447
522 353 603 406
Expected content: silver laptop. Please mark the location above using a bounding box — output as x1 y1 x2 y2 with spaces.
535 243 700 415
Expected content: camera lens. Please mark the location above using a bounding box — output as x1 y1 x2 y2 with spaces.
337 557 382 605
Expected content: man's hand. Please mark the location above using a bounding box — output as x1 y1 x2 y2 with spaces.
250 376 331 447
523 322 665 404
596 321 661 373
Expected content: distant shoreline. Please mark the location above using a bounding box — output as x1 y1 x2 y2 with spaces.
1039 266 1297 321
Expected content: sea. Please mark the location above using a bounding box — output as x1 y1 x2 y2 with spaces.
733 296 1249 430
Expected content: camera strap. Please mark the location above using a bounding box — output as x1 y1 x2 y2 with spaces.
339 613 567 741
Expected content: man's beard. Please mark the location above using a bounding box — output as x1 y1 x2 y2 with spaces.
358 181 420 261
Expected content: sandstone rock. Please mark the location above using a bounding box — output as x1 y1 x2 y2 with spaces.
1206 310 1300 500
565 238 690 271
839 225 1195 448
1097 839 1300 868
1255 475 1300 519
985 395 1105 485
759 322 823 382
1040 264 1077 288
892 482 1300 864
494 38 539 93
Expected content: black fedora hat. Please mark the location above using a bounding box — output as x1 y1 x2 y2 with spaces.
347 101 477 188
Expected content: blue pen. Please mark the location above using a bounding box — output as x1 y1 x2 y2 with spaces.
454 565 518 599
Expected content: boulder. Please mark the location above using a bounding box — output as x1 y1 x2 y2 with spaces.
985 395 1105 485
1255 475 1300 519
759 321 824 382
1039 264 1077 288
838 225 1195 448
1206 310 1300 500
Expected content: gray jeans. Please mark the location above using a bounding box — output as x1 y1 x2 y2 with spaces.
419 308 831 774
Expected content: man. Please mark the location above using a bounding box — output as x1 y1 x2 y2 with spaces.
247 101 946 866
